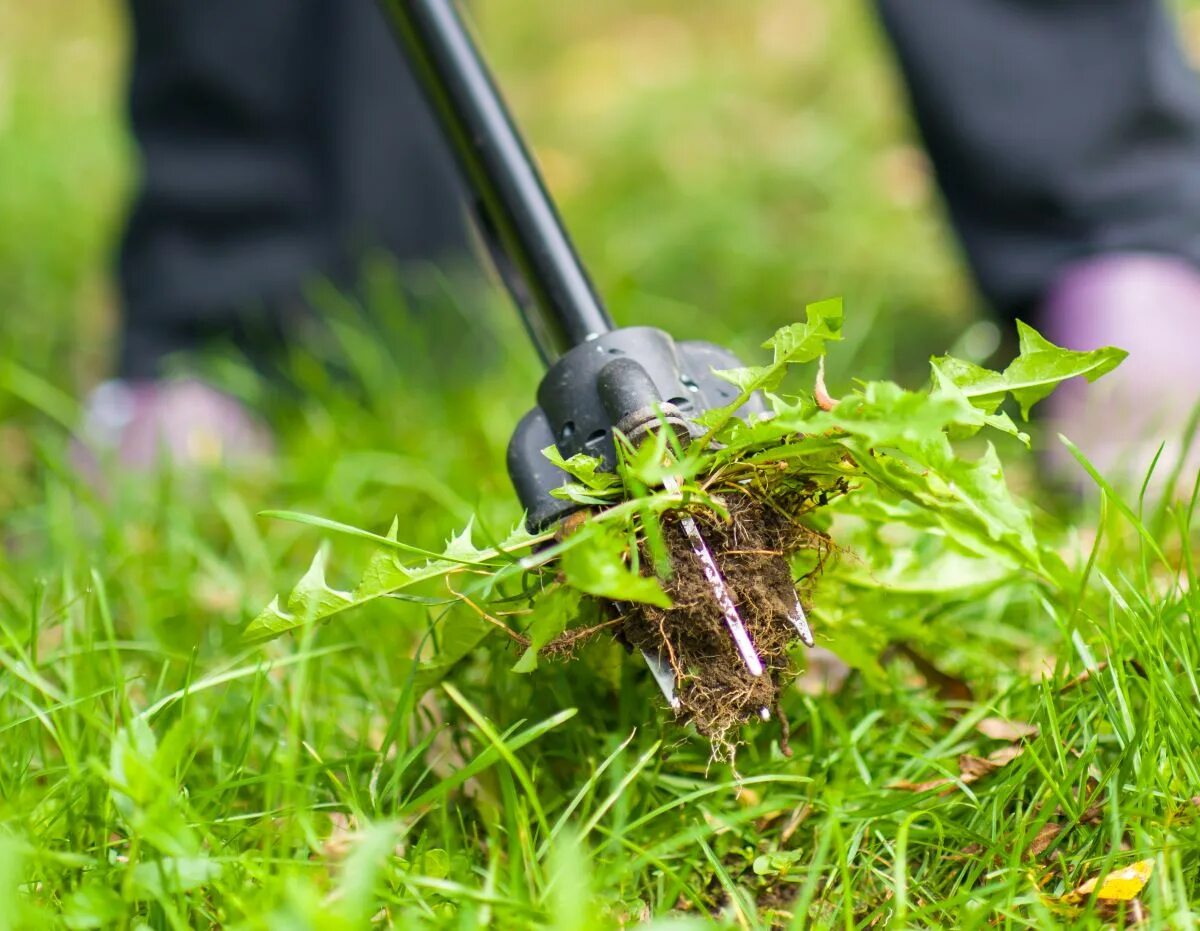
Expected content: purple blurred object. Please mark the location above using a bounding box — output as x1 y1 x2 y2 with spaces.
78 379 273 473
1041 253 1200 490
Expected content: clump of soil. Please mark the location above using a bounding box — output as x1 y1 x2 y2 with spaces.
619 494 828 756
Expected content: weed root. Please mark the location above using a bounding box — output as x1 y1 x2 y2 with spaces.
620 495 828 757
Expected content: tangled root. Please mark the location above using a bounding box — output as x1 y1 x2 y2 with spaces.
620 495 828 757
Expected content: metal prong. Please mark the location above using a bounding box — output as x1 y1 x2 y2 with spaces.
642 649 681 710
662 474 764 677
787 590 815 648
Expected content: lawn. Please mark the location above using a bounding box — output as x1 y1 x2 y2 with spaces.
1 1 1198 928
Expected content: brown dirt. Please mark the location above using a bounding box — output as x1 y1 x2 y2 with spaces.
619 494 827 756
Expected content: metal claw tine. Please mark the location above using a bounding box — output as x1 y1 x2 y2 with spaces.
661 475 764 677
787 589 815 648
642 648 681 710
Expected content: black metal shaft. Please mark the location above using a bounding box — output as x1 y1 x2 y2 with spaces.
381 0 614 363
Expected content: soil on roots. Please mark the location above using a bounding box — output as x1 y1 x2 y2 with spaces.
620 495 825 756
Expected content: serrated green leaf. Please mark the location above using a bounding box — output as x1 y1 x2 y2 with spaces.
937 442 1036 554
814 380 968 447
244 545 357 641
763 296 843 365
246 521 553 642
550 483 615 505
442 516 485 563
929 363 1029 445
289 544 354 618
541 446 621 492
561 526 671 607
932 321 1125 420
838 540 1015 594
713 363 774 394
700 298 844 444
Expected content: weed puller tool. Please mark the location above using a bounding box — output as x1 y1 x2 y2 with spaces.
382 0 814 706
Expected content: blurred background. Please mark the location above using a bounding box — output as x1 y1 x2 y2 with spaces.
0 0 976 399
0 0 986 594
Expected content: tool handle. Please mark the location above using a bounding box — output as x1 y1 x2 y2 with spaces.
382 0 614 362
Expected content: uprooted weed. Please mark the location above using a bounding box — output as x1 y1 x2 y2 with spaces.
251 305 1130 765
621 491 832 757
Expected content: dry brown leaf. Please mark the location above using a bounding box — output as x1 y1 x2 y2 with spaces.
779 803 812 846
889 744 1024 794
888 776 956 794
1060 662 1109 692
1063 858 1154 903
946 842 984 863
961 744 1024 778
895 643 973 703
322 812 358 860
1080 803 1105 826
976 716 1039 741
1028 823 1062 858
1060 659 1147 693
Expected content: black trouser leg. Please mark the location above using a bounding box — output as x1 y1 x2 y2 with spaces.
118 0 472 378
876 0 1200 317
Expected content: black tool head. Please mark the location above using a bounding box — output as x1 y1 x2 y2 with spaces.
507 326 764 530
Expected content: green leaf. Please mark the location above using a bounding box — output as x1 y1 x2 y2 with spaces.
109 718 157 823
851 540 1015 595
926 442 1039 564
108 720 200 857
753 849 805 877
129 857 222 900
246 519 551 642
701 297 844 443
63 884 124 930
289 544 354 620
561 526 672 607
933 320 1126 420
804 380 969 448
415 848 452 880
763 296 844 365
712 363 774 394
408 611 494 695
541 446 621 492
929 362 1028 444
243 544 354 641
513 586 584 673
442 516 486 563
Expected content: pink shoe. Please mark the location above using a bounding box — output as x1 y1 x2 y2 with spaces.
77 378 274 473
1040 254 1200 493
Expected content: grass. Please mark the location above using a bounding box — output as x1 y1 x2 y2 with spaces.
2 0 1199 927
